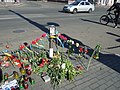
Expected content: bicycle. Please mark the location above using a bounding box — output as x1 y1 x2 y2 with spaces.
99 11 115 25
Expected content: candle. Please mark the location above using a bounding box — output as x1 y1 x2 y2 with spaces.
23 75 28 82
23 82 28 89
13 71 19 79
20 67 26 75
26 69 32 76
4 73 9 81
29 77 35 85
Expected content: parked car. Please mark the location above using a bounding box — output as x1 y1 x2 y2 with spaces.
63 1 95 14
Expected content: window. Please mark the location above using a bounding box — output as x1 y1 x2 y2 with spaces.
80 2 84 5
85 2 90 5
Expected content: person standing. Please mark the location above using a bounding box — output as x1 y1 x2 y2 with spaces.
107 0 120 28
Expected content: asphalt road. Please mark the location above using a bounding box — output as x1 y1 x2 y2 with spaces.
0 1 120 55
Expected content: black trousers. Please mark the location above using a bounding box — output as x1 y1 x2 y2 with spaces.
114 11 120 26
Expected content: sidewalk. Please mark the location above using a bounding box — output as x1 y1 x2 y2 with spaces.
0 2 24 8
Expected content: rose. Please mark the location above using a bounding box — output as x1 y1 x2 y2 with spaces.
79 47 83 52
61 63 66 69
31 40 37 44
41 33 47 38
76 43 79 47
19 45 25 50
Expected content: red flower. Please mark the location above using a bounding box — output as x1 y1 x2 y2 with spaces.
63 37 67 41
84 50 88 53
15 59 21 63
59 35 64 39
19 45 25 50
10 55 16 60
31 40 37 44
42 59 46 64
39 63 44 68
77 66 84 70
79 47 83 52
41 33 46 38
36 38 40 42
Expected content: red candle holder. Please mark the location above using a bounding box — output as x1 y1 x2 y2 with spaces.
23 82 28 89
26 69 32 76
23 75 28 82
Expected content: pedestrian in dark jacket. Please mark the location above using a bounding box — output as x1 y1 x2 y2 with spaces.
107 0 120 28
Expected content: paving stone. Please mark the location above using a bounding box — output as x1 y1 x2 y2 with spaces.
97 79 106 85
104 75 113 81
81 87 92 90
72 85 85 90
97 72 109 80
97 84 108 90
111 72 119 78
87 78 98 85
111 77 120 83
74 78 85 86
113 80 120 88
106 80 114 86
108 69 117 74
74 75 84 81
75 81 92 89
58 87 66 90
89 82 100 89
64 83 75 90
106 85 118 90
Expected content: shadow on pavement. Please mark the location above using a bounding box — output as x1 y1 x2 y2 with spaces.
8 10 60 34
80 18 114 28
99 53 120 73
106 32 120 49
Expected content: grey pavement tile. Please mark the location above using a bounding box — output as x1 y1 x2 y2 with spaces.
58 87 66 90
111 77 120 83
64 83 75 90
82 87 92 90
104 75 113 81
113 80 120 88
87 78 98 85
59 80 72 88
105 80 115 87
74 75 84 81
97 73 108 80
89 82 100 90
110 72 120 78
97 79 106 85
74 78 85 86
106 85 118 90
108 69 117 74
75 81 92 89
72 85 85 90
97 84 108 90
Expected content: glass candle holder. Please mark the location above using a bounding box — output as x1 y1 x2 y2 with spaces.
11 86 15 90
20 68 26 75
19 81 24 89
4 73 9 81
13 71 19 79
26 69 32 76
23 82 28 89
23 75 28 82
29 77 35 85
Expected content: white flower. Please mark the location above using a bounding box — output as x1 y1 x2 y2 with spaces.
61 63 66 69
71 41 74 45
76 43 79 47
